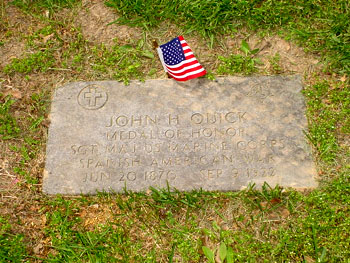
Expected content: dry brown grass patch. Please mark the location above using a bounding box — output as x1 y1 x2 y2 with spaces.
79 202 116 230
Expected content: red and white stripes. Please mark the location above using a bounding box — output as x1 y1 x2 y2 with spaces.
157 36 206 81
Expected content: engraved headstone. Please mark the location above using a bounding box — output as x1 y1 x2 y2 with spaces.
43 76 317 194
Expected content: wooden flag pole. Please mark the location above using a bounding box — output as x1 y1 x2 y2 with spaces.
153 39 171 79
152 39 159 49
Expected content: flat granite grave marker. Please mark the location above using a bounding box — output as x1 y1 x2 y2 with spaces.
43 76 317 194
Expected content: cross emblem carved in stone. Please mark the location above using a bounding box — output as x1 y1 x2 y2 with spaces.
84 87 102 107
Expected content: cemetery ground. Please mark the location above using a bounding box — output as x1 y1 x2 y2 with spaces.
0 0 349 262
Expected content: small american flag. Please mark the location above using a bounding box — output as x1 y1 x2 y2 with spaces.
157 36 206 81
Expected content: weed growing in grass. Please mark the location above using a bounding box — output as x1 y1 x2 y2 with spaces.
61 29 88 71
149 185 202 209
0 217 28 262
10 0 80 13
91 41 154 84
268 53 283 74
217 54 258 75
1 91 48 188
16 139 41 185
217 40 262 75
0 95 20 140
29 92 48 122
11 139 41 187
203 243 234 263
303 79 350 163
4 50 55 74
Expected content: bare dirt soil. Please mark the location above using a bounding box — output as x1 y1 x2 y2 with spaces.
77 0 142 45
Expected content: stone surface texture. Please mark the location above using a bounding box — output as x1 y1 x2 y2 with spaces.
43 76 317 194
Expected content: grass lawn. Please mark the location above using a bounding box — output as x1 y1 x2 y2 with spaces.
0 0 349 262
